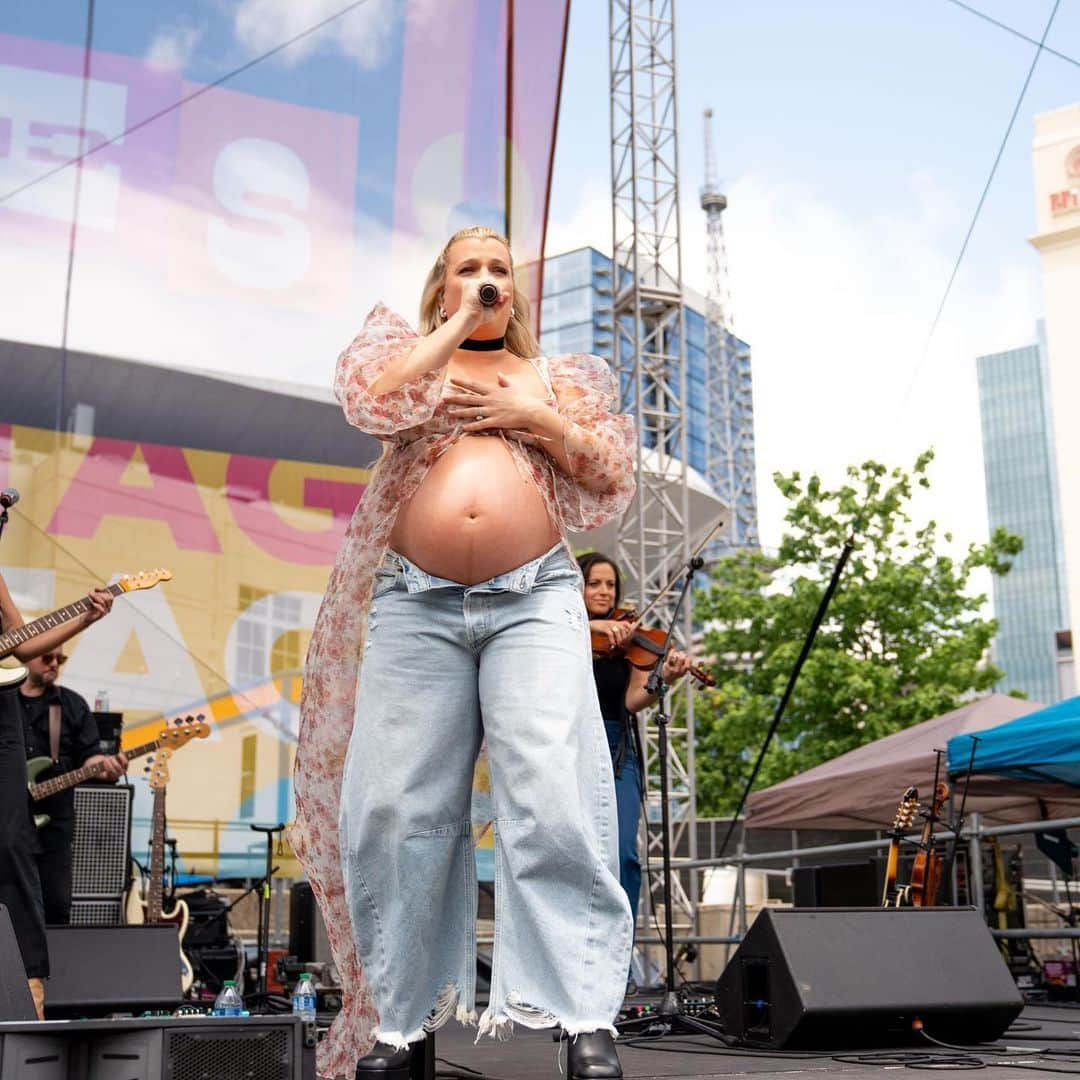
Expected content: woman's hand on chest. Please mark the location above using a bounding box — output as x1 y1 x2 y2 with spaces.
443 366 553 436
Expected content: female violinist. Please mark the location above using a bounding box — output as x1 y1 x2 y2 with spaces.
292 227 636 1080
577 552 693 976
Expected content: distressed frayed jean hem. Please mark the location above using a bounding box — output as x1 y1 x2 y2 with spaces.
475 994 619 1044
375 982 478 1050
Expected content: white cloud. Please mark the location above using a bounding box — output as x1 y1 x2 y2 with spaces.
146 23 203 71
685 169 1041 555
544 179 612 259
545 168 1042 560
231 0 438 70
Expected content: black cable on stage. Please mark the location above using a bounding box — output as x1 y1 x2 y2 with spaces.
902 0 1061 408
944 0 1080 69
0 0 375 206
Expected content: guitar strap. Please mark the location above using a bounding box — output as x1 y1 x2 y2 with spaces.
48 703 61 763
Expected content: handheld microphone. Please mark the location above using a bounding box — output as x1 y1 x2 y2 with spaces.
0 489 19 509
478 282 499 306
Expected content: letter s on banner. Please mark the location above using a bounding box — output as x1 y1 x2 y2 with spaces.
207 137 311 289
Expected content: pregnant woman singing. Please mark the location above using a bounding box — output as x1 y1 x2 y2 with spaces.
292 226 637 1080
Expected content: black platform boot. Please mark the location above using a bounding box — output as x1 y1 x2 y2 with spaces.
567 1030 623 1079
355 1040 412 1078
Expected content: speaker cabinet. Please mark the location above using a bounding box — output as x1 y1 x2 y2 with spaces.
715 907 1022 1048
288 881 331 965
43 925 181 1017
0 905 35 1022
0 1016 314 1080
71 785 133 926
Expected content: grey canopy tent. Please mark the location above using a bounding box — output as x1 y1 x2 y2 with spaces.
744 694 1080 831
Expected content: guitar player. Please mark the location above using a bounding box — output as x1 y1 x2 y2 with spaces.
0 571 114 1019
18 651 129 925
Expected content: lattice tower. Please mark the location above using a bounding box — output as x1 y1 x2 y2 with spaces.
610 0 698 940
701 106 759 551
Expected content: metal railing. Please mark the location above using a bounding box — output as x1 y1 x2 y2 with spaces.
632 812 1080 951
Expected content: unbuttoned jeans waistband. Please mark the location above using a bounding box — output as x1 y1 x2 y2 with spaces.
382 542 574 595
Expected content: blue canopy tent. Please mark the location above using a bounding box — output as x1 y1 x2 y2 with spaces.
948 696 1080 788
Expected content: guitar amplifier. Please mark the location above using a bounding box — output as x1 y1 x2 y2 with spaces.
71 785 133 926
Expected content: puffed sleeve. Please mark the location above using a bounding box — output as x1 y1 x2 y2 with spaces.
333 303 446 437
547 353 636 530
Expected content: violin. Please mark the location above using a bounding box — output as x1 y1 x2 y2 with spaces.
908 780 949 907
590 608 716 687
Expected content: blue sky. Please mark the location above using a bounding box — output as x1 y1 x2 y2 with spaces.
553 0 1080 285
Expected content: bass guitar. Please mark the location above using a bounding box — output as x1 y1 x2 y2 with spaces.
27 715 209 828
127 751 194 993
881 786 919 907
0 569 173 689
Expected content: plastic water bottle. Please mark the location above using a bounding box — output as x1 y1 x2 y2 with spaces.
93 689 109 712
213 980 243 1017
292 973 317 1022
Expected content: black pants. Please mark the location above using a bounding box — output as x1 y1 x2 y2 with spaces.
35 821 74 925
0 688 48 978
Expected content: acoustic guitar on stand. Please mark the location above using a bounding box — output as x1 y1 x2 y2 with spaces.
881 787 920 907
0 569 173 689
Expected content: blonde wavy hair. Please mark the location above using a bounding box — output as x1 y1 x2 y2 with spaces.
418 226 540 358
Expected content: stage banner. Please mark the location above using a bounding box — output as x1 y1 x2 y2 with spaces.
0 423 507 881
0 1 571 390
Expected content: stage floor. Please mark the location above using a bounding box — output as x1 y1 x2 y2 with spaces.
423 1003 1080 1079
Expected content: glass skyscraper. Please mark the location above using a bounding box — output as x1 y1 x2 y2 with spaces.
977 330 1070 703
539 246 749 482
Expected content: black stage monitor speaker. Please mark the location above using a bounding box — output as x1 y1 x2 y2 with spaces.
44 925 181 1017
715 907 1023 1049
792 861 878 907
0 905 36 1022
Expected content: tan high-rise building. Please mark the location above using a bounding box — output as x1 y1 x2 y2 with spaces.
1030 104 1080 697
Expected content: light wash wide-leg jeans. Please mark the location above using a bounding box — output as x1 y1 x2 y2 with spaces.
339 543 633 1049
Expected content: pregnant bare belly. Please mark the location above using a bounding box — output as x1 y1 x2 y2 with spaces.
389 436 559 584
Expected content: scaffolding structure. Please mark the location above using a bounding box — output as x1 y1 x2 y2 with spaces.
701 107 759 551
609 0 698 934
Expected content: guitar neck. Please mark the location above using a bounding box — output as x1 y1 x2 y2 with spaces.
0 583 123 658
30 737 160 801
147 786 166 923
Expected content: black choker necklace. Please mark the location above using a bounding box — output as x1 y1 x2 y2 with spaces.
459 336 505 352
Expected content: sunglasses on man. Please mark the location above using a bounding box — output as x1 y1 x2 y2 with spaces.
40 653 68 666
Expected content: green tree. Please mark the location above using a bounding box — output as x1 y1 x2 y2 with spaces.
694 451 1023 817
